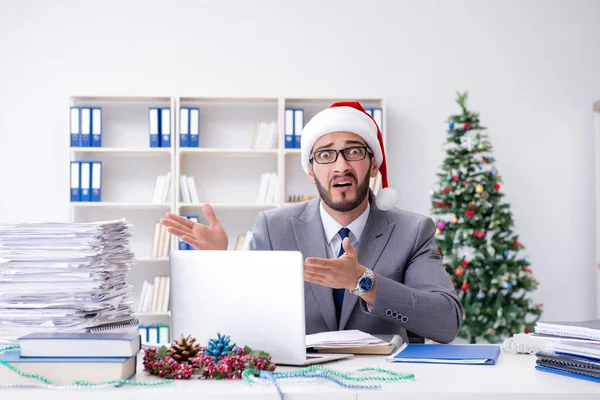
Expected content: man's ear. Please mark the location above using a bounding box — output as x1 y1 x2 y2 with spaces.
308 163 316 184
369 157 379 178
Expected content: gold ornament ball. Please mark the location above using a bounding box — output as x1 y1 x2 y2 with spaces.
476 185 484 194
436 228 442 236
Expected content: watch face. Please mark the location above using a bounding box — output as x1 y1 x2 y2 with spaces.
359 276 374 292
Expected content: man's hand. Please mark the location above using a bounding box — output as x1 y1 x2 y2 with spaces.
304 238 365 290
160 203 228 250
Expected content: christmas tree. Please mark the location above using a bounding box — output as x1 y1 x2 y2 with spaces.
430 91 543 344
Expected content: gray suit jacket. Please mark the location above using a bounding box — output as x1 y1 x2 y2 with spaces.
249 192 463 344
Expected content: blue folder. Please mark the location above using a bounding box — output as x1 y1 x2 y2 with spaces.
388 344 500 365
536 365 600 383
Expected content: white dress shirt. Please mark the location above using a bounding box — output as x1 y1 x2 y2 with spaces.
319 200 370 259
319 200 374 311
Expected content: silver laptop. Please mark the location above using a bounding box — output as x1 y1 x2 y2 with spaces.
169 250 352 366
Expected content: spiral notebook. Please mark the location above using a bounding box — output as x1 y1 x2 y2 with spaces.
535 320 600 341
86 318 139 333
536 351 600 383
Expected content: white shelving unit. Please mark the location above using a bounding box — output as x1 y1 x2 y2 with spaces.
594 100 600 318
68 95 386 322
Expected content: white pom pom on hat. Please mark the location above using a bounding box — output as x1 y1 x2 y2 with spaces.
300 101 399 210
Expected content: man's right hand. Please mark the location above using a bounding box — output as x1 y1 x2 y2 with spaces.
160 203 228 250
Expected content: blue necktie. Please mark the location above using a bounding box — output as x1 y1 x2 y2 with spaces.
334 227 350 322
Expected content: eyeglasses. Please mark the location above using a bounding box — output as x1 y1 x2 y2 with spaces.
309 146 372 165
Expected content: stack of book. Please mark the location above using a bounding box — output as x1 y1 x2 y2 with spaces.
0 331 140 384
151 221 172 257
256 172 277 204
533 319 600 382
152 172 172 203
179 175 201 204
250 121 278 149
137 275 170 313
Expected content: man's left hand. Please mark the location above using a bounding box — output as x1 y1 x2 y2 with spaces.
304 238 365 290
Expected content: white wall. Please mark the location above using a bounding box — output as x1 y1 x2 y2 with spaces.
1 0 599 321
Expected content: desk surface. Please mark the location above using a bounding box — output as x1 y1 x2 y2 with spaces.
3 350 600 399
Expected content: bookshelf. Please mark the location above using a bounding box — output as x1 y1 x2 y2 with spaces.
595 100 600 318
68 95 386 322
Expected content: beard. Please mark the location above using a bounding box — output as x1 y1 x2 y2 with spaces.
314 167 371 212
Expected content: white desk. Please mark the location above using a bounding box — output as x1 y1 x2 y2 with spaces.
3 351 600 399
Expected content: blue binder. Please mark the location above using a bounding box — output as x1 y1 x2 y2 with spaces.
138 326 149 342
70 107 80 147
294 108 304 148
388 344 501 365
160 107 171 148
179 107 190 147
372 108 383 131
70 162 80 202
149 108 160 148
80 107 92 147
80 162 91 202
91 107 102 147
536 365 600 383
189 108 200 147
285 108 294 149
147 326 158 344
91 162 102 202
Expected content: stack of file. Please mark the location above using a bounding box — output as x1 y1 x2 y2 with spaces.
0 219 137 343
306 329 402 355
534 320 600 382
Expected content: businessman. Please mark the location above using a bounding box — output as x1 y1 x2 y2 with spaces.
162 101 463 344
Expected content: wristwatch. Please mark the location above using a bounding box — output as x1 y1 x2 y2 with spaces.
350 267 375 296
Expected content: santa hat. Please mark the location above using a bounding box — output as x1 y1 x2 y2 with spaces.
300 101 399 211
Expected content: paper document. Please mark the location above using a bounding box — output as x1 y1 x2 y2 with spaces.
306 329 387 348
0 219 137 342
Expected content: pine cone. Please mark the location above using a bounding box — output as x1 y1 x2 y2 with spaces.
168 334 200 364
205 333 237 362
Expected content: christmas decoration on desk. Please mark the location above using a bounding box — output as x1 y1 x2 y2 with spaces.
430 91 542 344
143 333 276 380
168 334 200 363
243 365 415 400
0 345 173 389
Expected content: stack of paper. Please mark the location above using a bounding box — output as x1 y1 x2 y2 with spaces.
306 330 386 348
306 330 402 355
0 219 136 343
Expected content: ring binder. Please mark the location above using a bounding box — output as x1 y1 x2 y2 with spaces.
86 318 140 333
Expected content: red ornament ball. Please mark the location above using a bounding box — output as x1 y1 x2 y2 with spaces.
473 230 486 239
465 210 474 218
513 240 522 247
494 183 501 190
461 260 469 268
455 266 464 276
464 122 471 130
451 175 459 181
524 328 531 334
461 283 469 291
